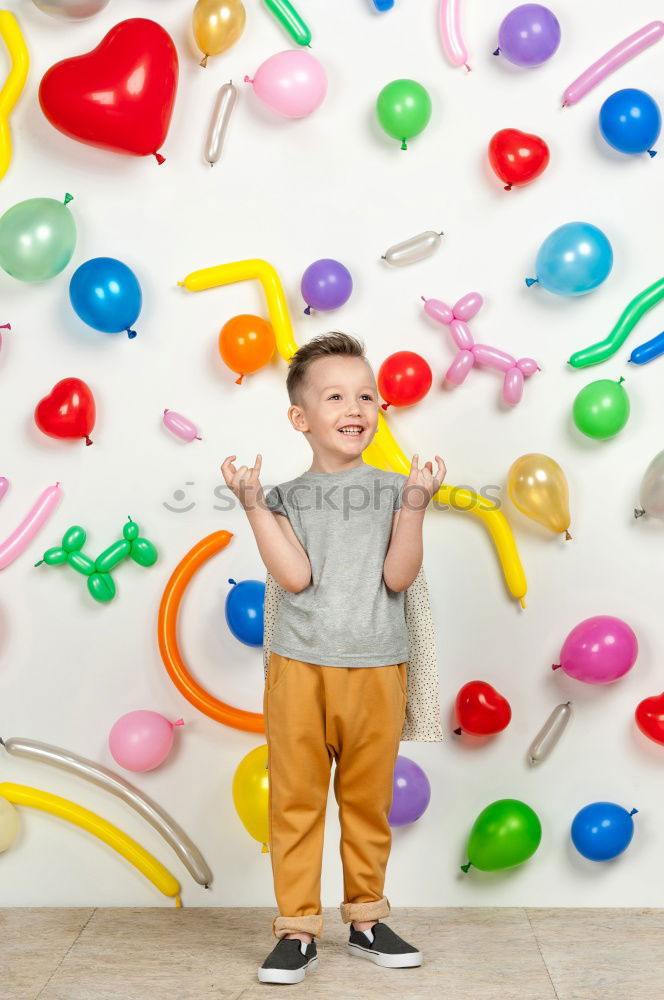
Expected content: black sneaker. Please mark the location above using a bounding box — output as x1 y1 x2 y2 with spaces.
348 921 423 968
258 937 318 984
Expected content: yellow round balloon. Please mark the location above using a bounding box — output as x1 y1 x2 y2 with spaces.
232 744 270 853
508 454 571 539
192 0 246 66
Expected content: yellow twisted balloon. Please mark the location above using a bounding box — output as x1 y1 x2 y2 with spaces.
179 260 527 605
0 12 29 181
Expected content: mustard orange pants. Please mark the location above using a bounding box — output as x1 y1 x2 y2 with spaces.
264 651 408 939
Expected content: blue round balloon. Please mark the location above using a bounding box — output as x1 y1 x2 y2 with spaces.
599 88 661 157
225 578 265 647
69 257 142 339
571 802 638 861
527 221 613 296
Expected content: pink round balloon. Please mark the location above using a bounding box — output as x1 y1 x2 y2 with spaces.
245 50 327 119
554 616 638 684
109 711 184 772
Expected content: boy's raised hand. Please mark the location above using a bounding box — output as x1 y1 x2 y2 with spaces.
220 453 264 511
404 454 446 510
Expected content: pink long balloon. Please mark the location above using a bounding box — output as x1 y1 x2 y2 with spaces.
0 478 8 503
422 297 453 325
449 319 474 350
163 409 201 443
472 343 514 372
562 21 664 107
439 0 470 70
503 368 524 406
0 322 10 351
445 350 474 386
452 292 483 322
0 483 62 571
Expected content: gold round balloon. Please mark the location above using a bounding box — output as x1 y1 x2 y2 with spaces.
193 0 246 67
508 454 572 539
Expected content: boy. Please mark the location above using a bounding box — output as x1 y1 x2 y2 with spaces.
221 332 444 985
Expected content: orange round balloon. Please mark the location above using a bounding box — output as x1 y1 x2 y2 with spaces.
218 313 275 384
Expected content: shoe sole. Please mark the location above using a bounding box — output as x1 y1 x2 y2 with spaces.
258 956 318 984
347 943 422 968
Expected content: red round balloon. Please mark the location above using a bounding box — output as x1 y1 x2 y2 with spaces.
35 378 96 446
488 128 550 191
39 18 178 162
454 680 512 736
377 351 432 409
635 692 664 746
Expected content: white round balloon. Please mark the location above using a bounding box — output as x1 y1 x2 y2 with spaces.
0 796 20 852
32 0 111 19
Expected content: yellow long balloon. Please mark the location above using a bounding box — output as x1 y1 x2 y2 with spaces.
0 782 182 905
178 260 527 605
0 12 29 182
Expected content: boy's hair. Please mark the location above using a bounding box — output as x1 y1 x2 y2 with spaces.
286 332 370 406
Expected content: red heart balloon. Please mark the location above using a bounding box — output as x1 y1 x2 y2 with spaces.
635 692 664 746
488 128 550 191
39 18 178 163
35 378 96 446
454 680 512 736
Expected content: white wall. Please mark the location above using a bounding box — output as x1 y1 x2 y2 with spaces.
2 0 664 908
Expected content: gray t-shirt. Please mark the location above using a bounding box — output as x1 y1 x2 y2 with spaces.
264 463 409 667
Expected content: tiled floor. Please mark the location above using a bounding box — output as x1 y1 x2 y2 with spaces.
2 907 661 1000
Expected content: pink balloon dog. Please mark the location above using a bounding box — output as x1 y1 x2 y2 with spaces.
553 616 638 684
422 293 539 405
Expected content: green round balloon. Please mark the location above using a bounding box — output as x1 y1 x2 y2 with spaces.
572 377 630 440
376 79 432 150
462 798 542 872
0 194 76 282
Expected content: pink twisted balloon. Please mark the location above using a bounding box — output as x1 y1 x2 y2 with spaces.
422 293 539 405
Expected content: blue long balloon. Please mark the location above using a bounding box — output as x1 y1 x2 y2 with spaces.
629 330 664 365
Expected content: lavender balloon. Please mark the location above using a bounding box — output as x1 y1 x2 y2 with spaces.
300 258 353 315
495 4 561 67
388 755 431 827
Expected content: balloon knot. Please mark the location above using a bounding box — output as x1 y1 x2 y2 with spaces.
381 402 390 410
195 435 202 441
648 149 657 158
630 808 638 816
173 718 185 727
228 578 236 586
618 376 625 384
525 278 538 287
153 152 165 165
261 843 269 853
34 560 44 567
235 374 244 384
552 663 561 671
127 328 137 339
64 193 74 205
634 508 646 519
460 862 471 873
400 139 408 151
243 75 253 83
493 48 500 56
464 63 471 72
453 727 462 735
0 322 10 329
85 436 93 446
565 530 572 541
200 55 209 68
504 184 512 191
304 306 311 315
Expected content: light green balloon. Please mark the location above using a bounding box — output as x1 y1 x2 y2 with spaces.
376 79 432 150
0 194 76 282
573 377 630 440
462 798 542 873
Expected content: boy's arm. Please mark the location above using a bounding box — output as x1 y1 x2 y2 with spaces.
383 506 425 593
246 501 311 594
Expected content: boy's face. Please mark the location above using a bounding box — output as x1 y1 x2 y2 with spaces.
288 355 379 461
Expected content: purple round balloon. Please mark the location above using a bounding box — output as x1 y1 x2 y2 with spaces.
300 258 353 314
496 4 561 67
388 755 431 827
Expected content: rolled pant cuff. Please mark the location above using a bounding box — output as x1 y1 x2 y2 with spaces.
272 914 324 939
339 895 391 924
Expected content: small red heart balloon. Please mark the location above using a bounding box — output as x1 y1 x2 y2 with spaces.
488 128 550 191
454 680 512 736
35 378 96 446
39 18 178 163
635 692 664 746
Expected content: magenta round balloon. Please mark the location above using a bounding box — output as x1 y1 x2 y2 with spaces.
388 755 431 827
555 615 638 684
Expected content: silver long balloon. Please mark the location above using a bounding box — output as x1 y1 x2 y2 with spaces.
381 230 444 266
205 81 238 166
0 736 213 887
32 0 111 19
527 702 572 765
635 449 664 519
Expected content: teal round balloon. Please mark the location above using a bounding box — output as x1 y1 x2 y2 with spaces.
463 798 542 872
572 378 630 440
0 195 76 282
376 79 432 150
